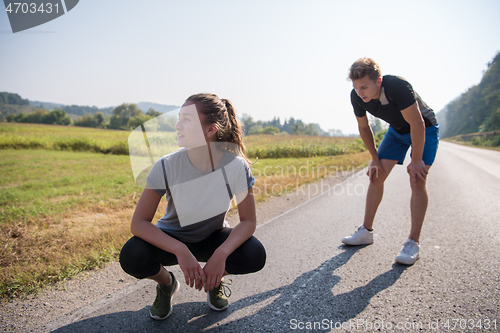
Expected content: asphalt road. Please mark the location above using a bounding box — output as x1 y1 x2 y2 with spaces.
7 141 500 332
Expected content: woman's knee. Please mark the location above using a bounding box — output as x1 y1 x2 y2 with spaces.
232 236 266 273
119 236 155 278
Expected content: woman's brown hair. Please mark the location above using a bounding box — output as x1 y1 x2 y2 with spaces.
185 93 250 164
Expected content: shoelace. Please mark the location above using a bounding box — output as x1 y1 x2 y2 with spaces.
352 226 363 233
153 285 172 306
219 278 233 298
401 242 417 254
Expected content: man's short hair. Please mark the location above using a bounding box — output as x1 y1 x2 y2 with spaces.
348 58 382 82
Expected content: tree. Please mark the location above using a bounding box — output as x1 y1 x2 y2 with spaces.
128 114 153 130
305 124 319 136
146 108 162 118
109 103 143 129
291 120 306 135
25 109 47 123
248 125 264 135
282 117 296 134
94 112 106 128
41 109 70 125
482 107 500 132
262 126 280 134
7 108 70 125
74 112 106 128
74 114 96 127
240 114 255 135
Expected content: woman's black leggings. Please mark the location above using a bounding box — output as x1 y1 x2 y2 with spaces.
119 228 266 279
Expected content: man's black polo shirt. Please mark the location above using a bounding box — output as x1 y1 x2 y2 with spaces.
351 75 437 134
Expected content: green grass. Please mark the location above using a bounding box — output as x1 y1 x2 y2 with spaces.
0 149 143 299
0 149 141 224
445 131 500 151
0 122 130 154
244 134 366 158
248 152 370 202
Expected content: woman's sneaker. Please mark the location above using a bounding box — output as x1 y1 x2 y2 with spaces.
395 239 420 265
150 272 180 320
207 278 232 311
342 226 374 245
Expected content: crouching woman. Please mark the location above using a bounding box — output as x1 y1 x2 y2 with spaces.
119 93 266 320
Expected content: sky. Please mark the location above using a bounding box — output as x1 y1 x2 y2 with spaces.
1 0 499 135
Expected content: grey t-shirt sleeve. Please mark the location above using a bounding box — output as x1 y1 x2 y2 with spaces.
236 158 256 194
224 157 255 198
146 158 168 197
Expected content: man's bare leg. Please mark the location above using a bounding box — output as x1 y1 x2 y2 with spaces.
363 159 398 230
407 165 431 243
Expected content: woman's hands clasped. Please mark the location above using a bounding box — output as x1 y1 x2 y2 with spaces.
176 250 206 291
176 249 227 292
202 251 227 292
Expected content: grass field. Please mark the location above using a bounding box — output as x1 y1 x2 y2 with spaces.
244 134 366 158
1 122 366 158
0 123 370 300
0 122 129 154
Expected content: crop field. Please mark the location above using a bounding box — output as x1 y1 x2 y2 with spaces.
0 123 370 300
0 122 130 154
244 134 366 158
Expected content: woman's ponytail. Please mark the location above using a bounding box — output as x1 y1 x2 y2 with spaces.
222 99 247 152
185 93 251 164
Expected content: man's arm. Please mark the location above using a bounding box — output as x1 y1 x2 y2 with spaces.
356 115 385 179
400 102 427 184
357 115 377 159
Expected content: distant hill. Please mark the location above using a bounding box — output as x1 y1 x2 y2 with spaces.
136 102 180 114
29 101 180 116
0 92 29 106
0 94 182 122
435 96 460 136
0 92 38 118
29 100 65 110
440 51 500 138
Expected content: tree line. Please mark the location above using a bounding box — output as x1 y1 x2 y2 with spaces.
240 114 329 136
441 51 500 138
3 98 333 135
6 109 71 125
4 103 165 130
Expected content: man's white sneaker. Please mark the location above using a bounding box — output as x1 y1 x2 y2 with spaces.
395 239 420 265
342 226 374 245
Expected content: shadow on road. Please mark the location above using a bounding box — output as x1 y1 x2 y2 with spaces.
51 246 408 332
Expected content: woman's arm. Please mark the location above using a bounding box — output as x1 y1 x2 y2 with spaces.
131 187 207 290
202 186 257 291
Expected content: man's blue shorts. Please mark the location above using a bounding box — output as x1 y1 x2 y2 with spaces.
377 124 439 166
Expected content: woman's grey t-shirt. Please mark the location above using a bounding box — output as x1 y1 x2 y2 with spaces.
146 148 255 243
